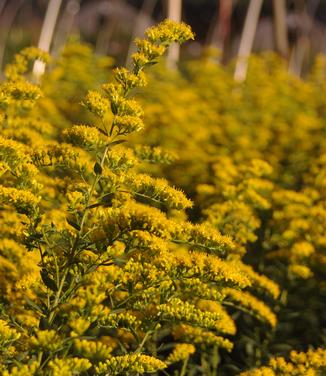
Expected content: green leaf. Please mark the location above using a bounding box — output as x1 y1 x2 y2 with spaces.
108 139 127 148
111 102 118 115
222 365 241 373
94 162 103 175
86 193 114 209
101 193 114 207
97 127 108 136
66 217 81 231
41 270 58 291
86 202 102 209
39 317 49 330
145 61 158 66
25 297 44 314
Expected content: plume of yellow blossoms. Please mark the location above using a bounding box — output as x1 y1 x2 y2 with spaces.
0 19 286 376
240 348 326 376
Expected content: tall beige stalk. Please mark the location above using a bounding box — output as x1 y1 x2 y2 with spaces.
234 0 263 82
166 0 182 69
95 0 115 56
273 0 289 57
289 1 318 77
33 0 63 77
0 0 7 16
289 35 310 77
52 0 80 57
0 0 25 71
126 0 157 66
208 0 233 60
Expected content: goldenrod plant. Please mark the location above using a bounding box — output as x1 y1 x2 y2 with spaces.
240 347 326 376
0 20 286 376
40 40 113 127
129 52 326 372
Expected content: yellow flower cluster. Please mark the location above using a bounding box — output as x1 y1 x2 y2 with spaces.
197 156 273 253
2 17 323 376
172 324 234 351
173 222 236 255
125 48 326 371
159 298 231 333
95 354 167 374
126 230 169 254
236 263 280 299
266 185 326 277
82 90 110 118
222 288 277 327
0 320 20 349
2 362 40 376
126 173 193 209
1 81 42 102
99 311 141 330
63 124 107 150
48 358 91 376
167 343 196 364
74 339 113 361
167 249 251 288
98 201 173 241
0 186 40 214
241 348 326 376
4 47 49 80
288 264 313 279
3 21 236 376
134 51 325 288
289 348 326 368
32 142 93 176
30 330 62 352
145 19 194 45
133 145 177 165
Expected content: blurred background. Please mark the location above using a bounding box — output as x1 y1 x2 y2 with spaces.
1 0 326 77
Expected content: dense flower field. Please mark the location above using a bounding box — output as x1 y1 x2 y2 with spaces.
0 21 325 375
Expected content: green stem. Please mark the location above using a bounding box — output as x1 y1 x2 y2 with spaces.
45 144 110 327
37 144 111 372
135 330 151 354
211 345 219 375
48 268 68 325
180 357 189 376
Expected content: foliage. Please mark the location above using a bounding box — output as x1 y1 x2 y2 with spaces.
240 348 326 376
0 21 325 376
131 51 326 373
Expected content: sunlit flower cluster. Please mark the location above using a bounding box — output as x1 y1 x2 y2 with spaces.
1 17 324 376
